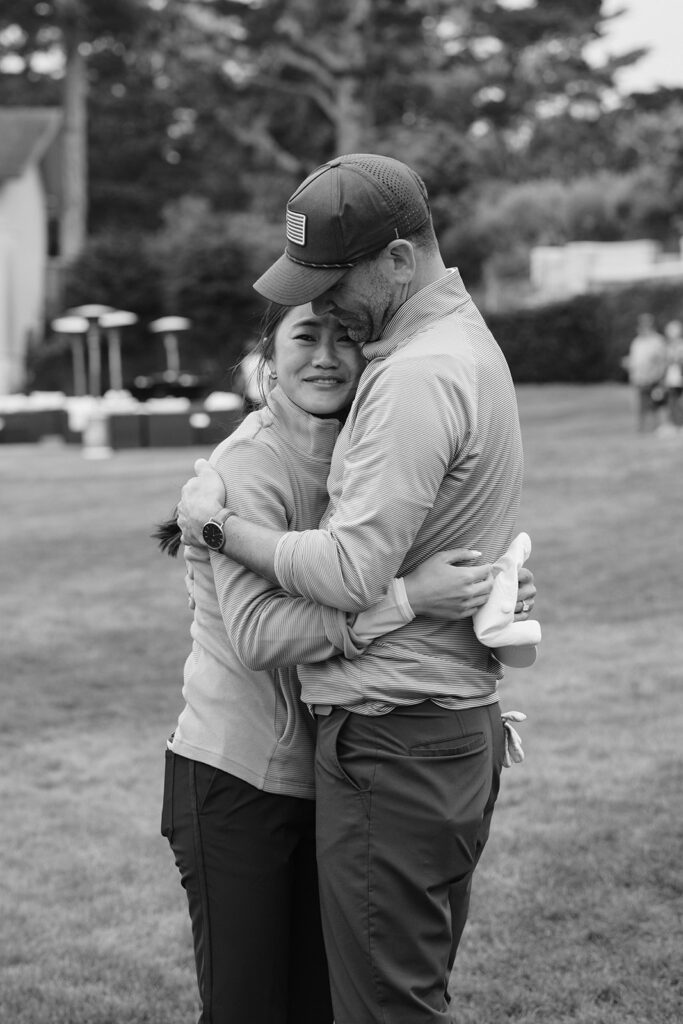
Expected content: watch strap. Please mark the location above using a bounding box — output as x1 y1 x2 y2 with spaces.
211 507 234 527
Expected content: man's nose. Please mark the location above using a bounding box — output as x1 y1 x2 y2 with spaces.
311 292 333 316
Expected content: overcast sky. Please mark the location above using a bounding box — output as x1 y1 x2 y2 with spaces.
599 0 683 92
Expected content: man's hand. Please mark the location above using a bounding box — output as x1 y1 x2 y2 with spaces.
514 566 536 619
177 459 227 547
403 550 494 619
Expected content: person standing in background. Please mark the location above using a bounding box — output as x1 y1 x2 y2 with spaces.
626 313 668 433
663 319 683 428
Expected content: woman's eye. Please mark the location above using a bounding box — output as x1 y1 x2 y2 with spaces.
293 333 317 343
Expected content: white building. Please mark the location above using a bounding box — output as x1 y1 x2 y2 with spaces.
530 238 683 302
0 107 63 394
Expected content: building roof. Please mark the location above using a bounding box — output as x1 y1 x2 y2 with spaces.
0 106 62 184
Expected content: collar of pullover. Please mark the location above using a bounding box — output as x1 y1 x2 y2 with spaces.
265 384 342 460
362 268 469 362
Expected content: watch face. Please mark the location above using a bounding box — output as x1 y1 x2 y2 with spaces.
202 521 224 550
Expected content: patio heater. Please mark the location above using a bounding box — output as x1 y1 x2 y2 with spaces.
148 316 191 380
67 304 114 396
98 309 138 392
50 314 89 395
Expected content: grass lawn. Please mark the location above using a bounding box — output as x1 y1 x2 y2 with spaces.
1 383 682 1023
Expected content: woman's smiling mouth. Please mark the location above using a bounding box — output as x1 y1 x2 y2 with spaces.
303 376 345 386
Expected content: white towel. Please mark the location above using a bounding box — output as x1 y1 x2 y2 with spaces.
473 532 541 668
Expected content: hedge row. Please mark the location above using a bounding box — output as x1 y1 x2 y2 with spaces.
487 280 683 384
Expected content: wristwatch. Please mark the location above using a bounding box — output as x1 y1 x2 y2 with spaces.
202 507 235 551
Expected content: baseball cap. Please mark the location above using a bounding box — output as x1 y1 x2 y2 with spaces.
253 153 431 305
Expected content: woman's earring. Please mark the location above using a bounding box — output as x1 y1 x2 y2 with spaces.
269 370 278 380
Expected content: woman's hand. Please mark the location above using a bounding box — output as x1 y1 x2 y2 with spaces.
184 557 196 610
514 566 536 619
403 550 494 620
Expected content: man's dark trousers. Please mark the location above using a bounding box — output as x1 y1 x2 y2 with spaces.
315 700 505 1024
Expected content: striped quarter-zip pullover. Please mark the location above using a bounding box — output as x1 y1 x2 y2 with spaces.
170 387 412 797
274 269 525 713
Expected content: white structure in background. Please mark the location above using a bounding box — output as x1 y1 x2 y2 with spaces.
148 316 192 379
67 303 115 397
0 107 63 395
50 314 89 395
530 238 683 301
98 309 138 392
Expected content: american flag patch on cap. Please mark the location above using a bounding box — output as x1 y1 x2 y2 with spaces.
286 209 307 246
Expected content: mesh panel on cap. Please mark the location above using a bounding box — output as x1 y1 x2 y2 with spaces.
342 154 429 232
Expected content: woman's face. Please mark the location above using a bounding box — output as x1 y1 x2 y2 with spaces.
269 303 365 416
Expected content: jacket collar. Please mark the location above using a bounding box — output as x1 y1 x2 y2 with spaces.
265 385 342 459
362 268 470 361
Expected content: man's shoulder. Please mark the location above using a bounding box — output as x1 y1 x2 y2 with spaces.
387 307 504 382
354 330 479 424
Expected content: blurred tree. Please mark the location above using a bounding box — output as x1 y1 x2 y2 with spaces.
608 97 683 240
4 0 682 362
149 196 284 373
179 0 640 194
0 0 145 255
0 0 651 231
437 155 683 298
443 0 643 182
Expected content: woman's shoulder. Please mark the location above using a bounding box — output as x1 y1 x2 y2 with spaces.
209 407 290 479
210 406 275 457
206 408 297 520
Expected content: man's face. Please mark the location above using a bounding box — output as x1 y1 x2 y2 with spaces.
311 255 403 345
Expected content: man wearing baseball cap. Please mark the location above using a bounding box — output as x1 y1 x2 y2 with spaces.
178 153 525 1023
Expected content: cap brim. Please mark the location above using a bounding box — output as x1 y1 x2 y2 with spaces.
253 253 349 306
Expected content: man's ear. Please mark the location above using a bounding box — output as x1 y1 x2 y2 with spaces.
384 239 416 284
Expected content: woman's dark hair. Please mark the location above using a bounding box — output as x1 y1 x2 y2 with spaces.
251 302 290 405
152 509 182 557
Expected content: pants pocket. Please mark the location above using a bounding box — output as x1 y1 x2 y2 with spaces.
191 759 220 814
160 747 175 841
317 710 371 795
409 731 486 759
